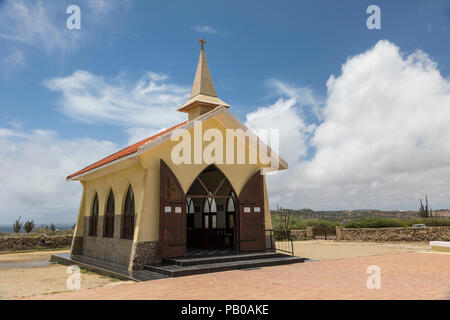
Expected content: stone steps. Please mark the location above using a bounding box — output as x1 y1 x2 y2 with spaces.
51 253 169 282
145 254 305 277
164 251 286 267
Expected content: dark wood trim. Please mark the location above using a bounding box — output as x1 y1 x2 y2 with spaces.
159 160 186 259
189 195 232 199
196 177 210 194
238 171 265 252
213 177 227 196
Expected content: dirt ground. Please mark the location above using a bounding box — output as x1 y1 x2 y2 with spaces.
0 250 129 299
292 240 431 260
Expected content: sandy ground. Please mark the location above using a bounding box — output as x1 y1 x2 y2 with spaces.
291 240 431 260
0 241 436 300
0 250 129 299
28 252 450 300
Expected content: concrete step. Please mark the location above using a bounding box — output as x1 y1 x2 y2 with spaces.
51 253 169 282
164 251 287 267
145 255 305 277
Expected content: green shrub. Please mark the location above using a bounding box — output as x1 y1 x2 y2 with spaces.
271 213 450 230
344 218 408 228
271 214 342 230
304 220 341 228
344 217 450 228
418 218 450 227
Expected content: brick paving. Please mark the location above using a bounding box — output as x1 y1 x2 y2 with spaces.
27 252 450 300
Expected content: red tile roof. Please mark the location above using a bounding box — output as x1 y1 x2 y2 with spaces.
67 121 188 180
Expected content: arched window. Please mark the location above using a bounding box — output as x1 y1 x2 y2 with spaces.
122 186 135 239
227 195 235 212
104 190 115 238
226 192 236 230
89 193 99 236
203 198 217 229
186 197 195 214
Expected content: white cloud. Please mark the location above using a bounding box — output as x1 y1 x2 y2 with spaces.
126 127 167 145
45 70 189 134
192 25 219 35
2 48 26 76
0 0 76 53
245 98 311 168
254 40 450 210
0 127 117 224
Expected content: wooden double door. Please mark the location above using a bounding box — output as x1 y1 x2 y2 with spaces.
159 160 266 259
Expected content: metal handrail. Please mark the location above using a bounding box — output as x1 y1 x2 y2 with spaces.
266 229 295 256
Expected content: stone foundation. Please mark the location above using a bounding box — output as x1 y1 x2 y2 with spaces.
128 241 161 271
306 227 314 239
81 216 133 266
82 235 133 266
71 236 83 255
290 230 306 241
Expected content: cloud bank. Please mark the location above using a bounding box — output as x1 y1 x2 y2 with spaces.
248 40 450 210
45 70 189 144
0 128 117 224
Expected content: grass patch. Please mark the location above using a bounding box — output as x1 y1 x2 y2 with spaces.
80 268 98 276
79 268 122 282
101 275 121 282
271 214 342 230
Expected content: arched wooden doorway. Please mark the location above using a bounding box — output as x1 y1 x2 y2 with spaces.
186 165 238 251
159 160 267 259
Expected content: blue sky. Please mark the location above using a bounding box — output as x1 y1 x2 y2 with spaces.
1 0 450 224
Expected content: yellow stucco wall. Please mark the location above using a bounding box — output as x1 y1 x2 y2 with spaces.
73 181 86 238
81 165 146 241
77 115 274 243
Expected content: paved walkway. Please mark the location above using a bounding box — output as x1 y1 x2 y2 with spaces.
27 252 450 300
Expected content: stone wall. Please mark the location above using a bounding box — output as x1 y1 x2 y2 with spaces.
0 235 72 252
336 226 450 242
291 230 307 241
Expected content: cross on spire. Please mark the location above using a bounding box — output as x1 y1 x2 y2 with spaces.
198 37 207 50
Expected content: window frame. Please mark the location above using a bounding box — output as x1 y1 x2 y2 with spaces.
89 193 99 237
121 186 135 240
103 190 115 238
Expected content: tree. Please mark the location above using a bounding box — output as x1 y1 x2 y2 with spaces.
418 195 436 218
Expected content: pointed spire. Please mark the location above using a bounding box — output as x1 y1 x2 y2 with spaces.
190 40 217 98
178 38 229 119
